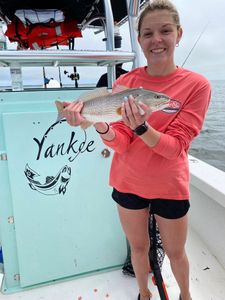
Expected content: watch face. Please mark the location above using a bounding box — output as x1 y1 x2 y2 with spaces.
133 122 148 135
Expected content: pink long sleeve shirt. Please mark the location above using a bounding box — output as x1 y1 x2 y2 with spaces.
102 66 211 200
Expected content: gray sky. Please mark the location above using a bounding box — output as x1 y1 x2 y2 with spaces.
172 0 225 80
0 0 225 86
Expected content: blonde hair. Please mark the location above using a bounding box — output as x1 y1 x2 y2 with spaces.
137 0 181 36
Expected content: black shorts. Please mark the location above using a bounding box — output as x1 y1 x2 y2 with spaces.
112 188 190 219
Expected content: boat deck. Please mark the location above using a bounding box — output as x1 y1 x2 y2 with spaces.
0 226 224 300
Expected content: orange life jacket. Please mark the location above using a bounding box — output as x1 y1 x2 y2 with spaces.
5 17 29 48
5 16 82 49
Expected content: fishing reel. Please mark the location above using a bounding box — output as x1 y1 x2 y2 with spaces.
64 70 80 81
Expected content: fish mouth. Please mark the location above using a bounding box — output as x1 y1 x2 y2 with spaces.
162 98 181 113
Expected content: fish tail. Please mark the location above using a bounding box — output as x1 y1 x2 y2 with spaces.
55 100 64 114
55 100 64 121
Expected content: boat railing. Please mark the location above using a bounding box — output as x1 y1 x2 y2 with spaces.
0 49 135 68
0 0 145 89
189 155 225 269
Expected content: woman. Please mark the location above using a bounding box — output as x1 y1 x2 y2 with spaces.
62 1 211 299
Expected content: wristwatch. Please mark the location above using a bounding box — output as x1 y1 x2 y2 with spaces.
133 122 149 136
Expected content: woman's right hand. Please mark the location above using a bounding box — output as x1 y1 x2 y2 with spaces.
62 101 85 127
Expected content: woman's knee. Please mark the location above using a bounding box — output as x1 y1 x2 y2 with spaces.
130 241 150 256
166 247 186 262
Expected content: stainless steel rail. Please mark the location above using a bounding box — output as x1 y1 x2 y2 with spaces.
0 50 135 67
103 0 116 87
126 0 142 68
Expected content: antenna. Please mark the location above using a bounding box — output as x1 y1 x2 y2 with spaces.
182 21 210 67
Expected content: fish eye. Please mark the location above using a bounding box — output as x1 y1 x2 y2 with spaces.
155 95 161 99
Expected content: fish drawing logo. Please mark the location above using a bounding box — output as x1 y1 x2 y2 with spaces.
24 164 71 195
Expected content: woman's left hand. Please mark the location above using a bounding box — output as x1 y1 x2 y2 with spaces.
61 101 85 127
121 95 152 130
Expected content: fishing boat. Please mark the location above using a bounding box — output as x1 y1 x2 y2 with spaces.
0 1 225 299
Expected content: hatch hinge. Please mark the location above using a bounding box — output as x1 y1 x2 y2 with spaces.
0 153 7 160
14 274 20 281
8 216 14 224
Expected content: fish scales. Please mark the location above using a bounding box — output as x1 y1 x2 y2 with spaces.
82 88 143 115
55 86 170 127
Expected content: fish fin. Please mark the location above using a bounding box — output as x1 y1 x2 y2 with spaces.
79 87 110 102
113 84 129 94
46 176 54 184
116 107 122 115
29 183 36 190
80 120 93 129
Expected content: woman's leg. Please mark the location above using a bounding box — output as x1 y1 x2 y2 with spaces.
117 205 151 300
155 214 191 300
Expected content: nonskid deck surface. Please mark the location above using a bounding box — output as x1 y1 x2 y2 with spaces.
0 227 225 300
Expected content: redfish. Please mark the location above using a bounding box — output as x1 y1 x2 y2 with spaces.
55 85 170 128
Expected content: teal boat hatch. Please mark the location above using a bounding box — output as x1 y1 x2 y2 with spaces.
0 89 127 293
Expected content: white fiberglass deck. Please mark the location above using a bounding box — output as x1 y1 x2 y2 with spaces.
0 227 224 300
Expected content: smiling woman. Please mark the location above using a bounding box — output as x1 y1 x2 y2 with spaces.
62 1 211 300
0 1 224 300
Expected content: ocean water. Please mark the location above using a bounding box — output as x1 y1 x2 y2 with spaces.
189 80 225 172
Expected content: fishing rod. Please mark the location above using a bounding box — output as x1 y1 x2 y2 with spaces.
150 214 169 300
182 21 209 67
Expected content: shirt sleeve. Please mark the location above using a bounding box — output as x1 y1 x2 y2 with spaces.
152 80 211 160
